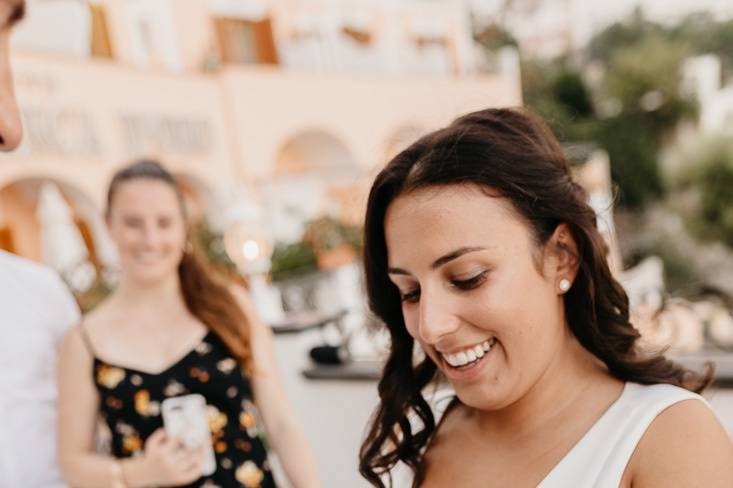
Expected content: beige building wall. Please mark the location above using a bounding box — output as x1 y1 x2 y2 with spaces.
0 52 521 200
222 67 521 180
0 52 237 206
0 0 522 263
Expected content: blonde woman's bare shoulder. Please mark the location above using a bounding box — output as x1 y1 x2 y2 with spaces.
79 298 115 330
628 397 733 487
72 295 130 351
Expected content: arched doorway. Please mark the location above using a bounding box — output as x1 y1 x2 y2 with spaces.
0 177 109 263
0 177 115 297
266 129 362 242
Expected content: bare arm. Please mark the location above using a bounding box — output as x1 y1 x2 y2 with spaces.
57 326 202 488
233 288 321 488
629 398 733 487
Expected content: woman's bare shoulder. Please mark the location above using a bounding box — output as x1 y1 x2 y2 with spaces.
76 296 128 345
629 397 733 487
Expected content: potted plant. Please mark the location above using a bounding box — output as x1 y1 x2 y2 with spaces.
269 240 318 282
303 216 362 270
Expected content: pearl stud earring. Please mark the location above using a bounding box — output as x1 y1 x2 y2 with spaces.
559 279 571 293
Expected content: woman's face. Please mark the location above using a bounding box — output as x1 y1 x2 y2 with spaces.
107 178 187 286
385 184 572 410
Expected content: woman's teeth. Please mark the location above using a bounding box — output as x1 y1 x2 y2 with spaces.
441 339 495 367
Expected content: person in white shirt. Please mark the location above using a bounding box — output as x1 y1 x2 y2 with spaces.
0 250 81 487
0 1 82 487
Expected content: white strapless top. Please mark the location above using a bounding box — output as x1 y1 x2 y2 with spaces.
392 382 707 488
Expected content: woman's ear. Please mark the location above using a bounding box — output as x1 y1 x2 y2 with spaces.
546 223 580 286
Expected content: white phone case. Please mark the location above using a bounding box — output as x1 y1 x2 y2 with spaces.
161 394 217 476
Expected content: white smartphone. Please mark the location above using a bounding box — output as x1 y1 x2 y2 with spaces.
161 394 217 476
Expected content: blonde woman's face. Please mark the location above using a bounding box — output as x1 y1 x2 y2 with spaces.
107 179 187 286
385 184 570 411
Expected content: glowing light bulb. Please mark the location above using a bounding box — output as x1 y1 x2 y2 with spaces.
242 240 260 261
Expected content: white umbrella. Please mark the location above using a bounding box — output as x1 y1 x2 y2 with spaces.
36 181 94 292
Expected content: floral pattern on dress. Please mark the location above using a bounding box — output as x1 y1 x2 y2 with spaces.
97 365 125 388
92 330 276 488
236 460 265 488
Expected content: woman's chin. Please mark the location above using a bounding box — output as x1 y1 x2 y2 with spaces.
453 384 510 412
124 265 178 286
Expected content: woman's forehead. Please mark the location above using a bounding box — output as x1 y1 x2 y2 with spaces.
386 185 516 230
109 179 182 212
384 185 530 260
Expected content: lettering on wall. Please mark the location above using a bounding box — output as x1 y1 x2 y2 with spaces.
21 107 103 157
118 114 213 156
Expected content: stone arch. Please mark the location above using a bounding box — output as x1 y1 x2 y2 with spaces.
266 129 364 238
0 176 114 268
273 129 360 182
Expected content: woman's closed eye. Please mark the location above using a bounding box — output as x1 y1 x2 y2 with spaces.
122 217 144 229
451 270 489 290
398 270 489 303
400 287 421 303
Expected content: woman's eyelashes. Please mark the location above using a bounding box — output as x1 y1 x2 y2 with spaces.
400 288 421 303
451 270 489 290
398 270 490 303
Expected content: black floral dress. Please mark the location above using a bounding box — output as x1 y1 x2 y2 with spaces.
86 328 277 488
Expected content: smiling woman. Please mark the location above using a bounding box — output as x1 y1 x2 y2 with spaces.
57 160 320 488
359 108 733 488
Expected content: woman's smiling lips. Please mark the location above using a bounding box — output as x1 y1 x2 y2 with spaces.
436 338 497 381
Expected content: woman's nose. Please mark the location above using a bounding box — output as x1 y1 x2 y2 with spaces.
417 290 461 345
0 68 23 151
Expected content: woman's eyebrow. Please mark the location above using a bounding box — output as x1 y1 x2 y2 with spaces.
430 246 486 269
387 246 487 275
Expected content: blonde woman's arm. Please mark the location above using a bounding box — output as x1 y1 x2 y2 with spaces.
233 287 321 488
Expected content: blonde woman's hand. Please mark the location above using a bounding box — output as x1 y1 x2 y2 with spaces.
139 428 203 486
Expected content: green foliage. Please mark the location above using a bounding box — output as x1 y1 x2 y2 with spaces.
522 56 674 207
697 158 733 246
592 114 663 207
587 8 663 64
269 241 318 282
500 9 733 213
521 61 591 139
667 13 733 81
269 216 364 281
193 218 238 275
473 21 518 51
669 136 733 247
72 264 115 313
596 35 696 207
520 9 706 209
602 35 696 121
303 216 363 253
551 70 594 118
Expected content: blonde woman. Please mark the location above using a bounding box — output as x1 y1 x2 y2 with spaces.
58 160 319 488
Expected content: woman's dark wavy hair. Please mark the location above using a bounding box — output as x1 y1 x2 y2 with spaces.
358 108 713 487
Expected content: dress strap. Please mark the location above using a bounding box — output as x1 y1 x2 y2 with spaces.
78 324 97 357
